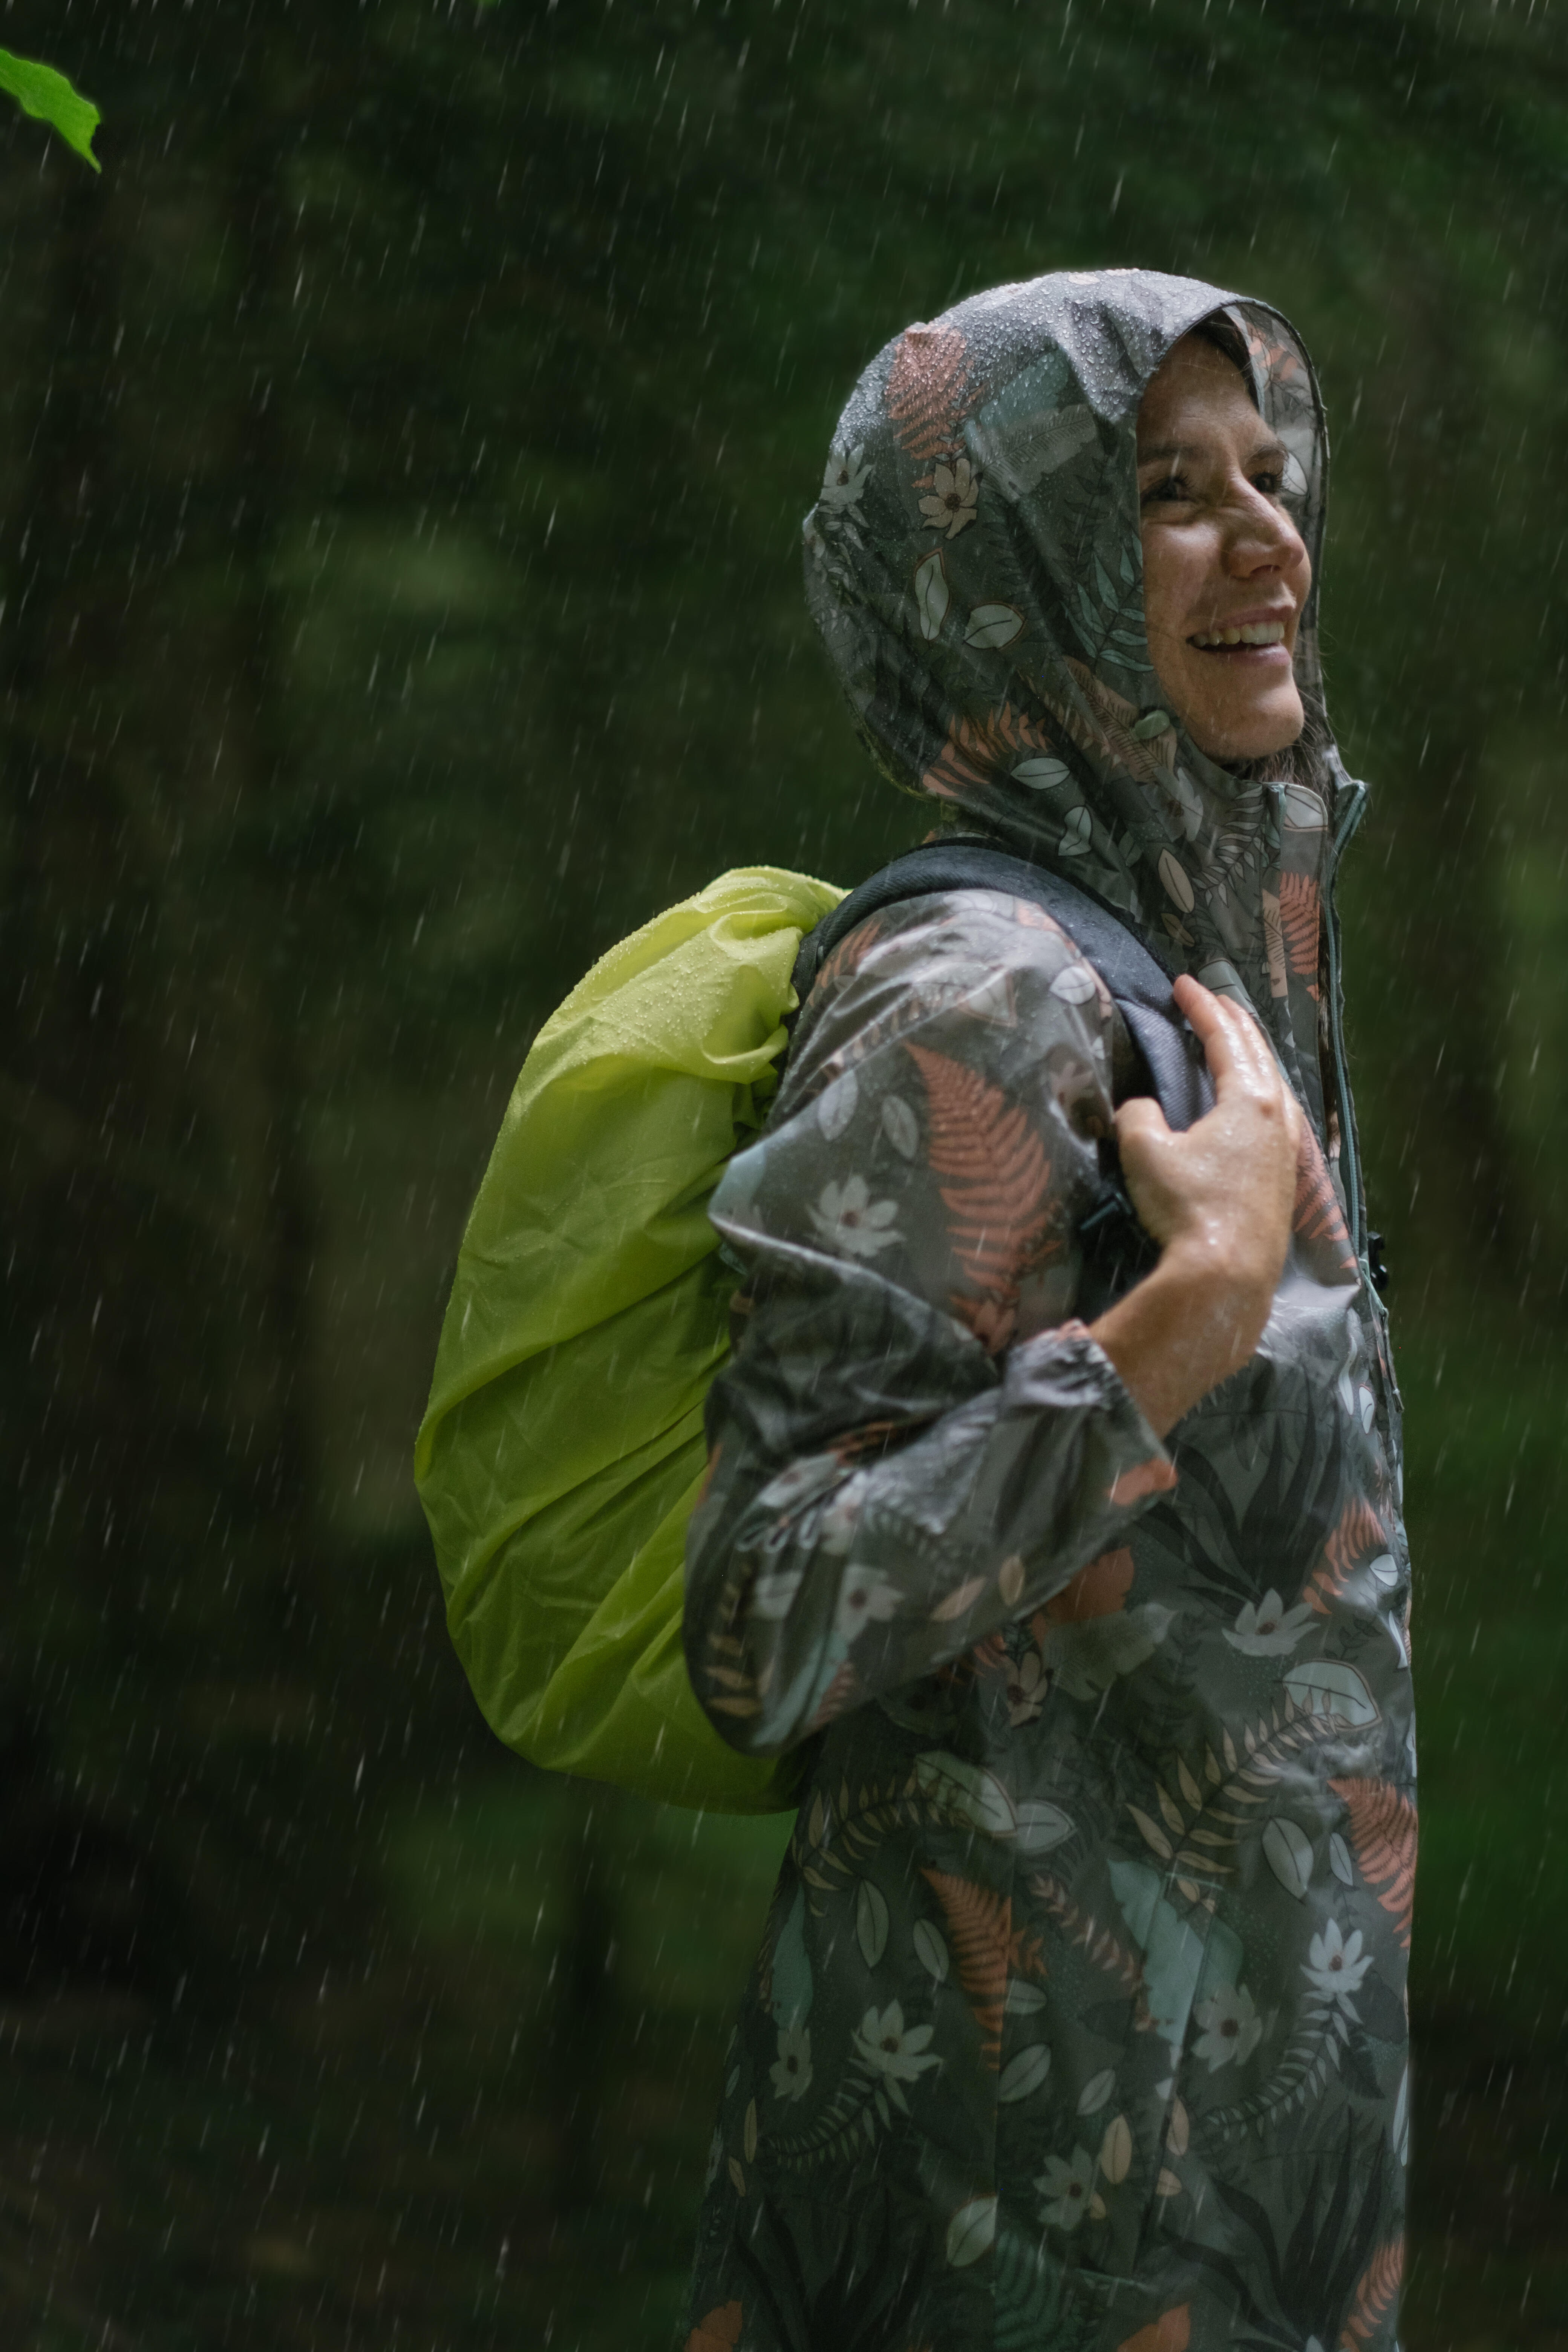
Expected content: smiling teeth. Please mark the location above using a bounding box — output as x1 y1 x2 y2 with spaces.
1190 621 1287 648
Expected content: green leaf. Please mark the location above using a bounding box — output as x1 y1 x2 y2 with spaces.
0 48 101 172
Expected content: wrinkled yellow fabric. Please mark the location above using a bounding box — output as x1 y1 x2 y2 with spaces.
415 866 844 1812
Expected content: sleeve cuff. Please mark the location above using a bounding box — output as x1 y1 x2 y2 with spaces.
1003 1317 1177 1505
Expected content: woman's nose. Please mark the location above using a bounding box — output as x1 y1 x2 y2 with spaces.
1227 486 1307 580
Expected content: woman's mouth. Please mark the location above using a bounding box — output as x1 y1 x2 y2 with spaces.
1187 619 1288 651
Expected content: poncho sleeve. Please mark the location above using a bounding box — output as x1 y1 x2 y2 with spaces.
682 886 1178 1759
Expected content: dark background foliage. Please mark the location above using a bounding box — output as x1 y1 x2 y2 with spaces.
1 0 1566 2341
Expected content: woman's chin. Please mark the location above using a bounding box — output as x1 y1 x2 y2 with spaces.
1184 688 1305 764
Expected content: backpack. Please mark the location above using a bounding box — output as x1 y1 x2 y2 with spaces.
414 842 1210 1816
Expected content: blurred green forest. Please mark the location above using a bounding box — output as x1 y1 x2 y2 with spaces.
1 0 1567 2343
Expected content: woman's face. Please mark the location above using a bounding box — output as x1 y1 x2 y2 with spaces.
1136 332 1311 762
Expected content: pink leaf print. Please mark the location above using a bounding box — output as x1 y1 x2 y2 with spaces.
1305 1497 1387 1615
1293 1124 1356 1278
906 1042 1055 1352
919 699 1066 802
1278 872 1321 998
686 2304 744 2352
919 1867 1043 2071
1330 1777 1417 1950
1338 2240 1404 2348
885 323 975 460
1041 658 1177 785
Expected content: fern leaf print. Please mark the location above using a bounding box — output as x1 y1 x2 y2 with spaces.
1293 1121 1357 1278
906 1042 1053 1351
886 322 975 460
1278 871 1322 997
1330 1779 1418 1948
1054 658 1175 784
816 914 884 995
920 1868 1040 2069
1307 1498 1388 1614
920 701 1066 802
1338 2239 1403 2347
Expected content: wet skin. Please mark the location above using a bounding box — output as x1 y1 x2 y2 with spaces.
1136 332 1312 762
1086 330 1313 1433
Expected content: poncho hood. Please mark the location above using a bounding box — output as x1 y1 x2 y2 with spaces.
804 268 1362 1082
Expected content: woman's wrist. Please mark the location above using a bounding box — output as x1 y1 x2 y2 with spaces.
1088 1237 1274 1438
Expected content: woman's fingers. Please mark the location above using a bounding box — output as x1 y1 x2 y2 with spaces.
1171 977 1257 1094
1172 975 1289 1105
1114 1095 1173 1148
1113 1096 1186 1245
1114 1098 1177 1188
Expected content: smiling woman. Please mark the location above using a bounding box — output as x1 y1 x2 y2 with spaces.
1137 328 1312 763
679 271 1412 2350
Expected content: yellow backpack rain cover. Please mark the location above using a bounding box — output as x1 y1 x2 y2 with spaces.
414 867 843 1814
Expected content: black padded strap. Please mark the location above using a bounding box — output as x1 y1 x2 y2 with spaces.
790 838 1214 1132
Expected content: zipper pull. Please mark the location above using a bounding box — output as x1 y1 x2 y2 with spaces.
1368 1230 1390 1296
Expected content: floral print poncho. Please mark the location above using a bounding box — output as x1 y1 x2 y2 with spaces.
681 271 1412 2352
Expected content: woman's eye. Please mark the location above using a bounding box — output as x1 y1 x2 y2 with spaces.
1251 468 1285 497
1140 473 1189 507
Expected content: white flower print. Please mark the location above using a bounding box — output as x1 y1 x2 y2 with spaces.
751 1562 805 1622
1302 1917 1373 2009
1034 2145 1105 2230
1224 1589 1315 1656
852 2001 940 2110
808 1174 902 1259
759 1452 841 1514
834 1569 900 1645
820 443 871 511
769 2022 813 2103
1191 1981 1263 2072
816 1487 859 1557
918 457 979 540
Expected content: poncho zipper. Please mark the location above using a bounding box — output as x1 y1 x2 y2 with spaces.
1324 778 1369 1267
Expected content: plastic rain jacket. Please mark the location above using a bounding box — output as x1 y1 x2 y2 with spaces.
680 271 1413 2352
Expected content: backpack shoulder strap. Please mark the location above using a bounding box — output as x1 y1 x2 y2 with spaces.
790 837 1214 1132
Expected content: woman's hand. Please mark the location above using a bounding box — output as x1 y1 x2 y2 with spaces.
1089 976 1303 1438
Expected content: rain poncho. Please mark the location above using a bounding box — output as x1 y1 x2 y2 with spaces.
682 271 1411 2350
